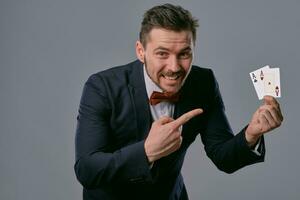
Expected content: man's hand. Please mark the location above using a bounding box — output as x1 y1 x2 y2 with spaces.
245 96 284 147
144 108 203 163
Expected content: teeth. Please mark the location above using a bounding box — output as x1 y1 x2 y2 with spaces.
164 75 178 80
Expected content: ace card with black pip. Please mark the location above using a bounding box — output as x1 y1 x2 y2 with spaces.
249 65 281 100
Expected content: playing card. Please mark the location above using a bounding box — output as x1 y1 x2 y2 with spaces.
263 68 281 98
249 65 270 99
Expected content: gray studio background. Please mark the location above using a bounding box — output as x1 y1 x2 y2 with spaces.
1 0 299 199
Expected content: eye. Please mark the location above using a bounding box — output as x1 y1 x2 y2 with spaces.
156 51 169 58
178 51 192 59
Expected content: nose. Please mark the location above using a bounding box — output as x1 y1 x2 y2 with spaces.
167 56 180 72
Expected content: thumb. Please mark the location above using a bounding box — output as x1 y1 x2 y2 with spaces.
263 95 274 105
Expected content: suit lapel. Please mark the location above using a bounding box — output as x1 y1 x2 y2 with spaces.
174 76 194 119
174 71 203 137
128 61 152 140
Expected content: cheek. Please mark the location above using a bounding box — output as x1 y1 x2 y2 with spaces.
180 61 192 74
148 60 165 76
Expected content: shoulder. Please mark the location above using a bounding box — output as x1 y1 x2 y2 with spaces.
83 60 143 100
187 65 216 84
191 65 214 75
183 65 219 99
85 60 143 93
88 60 141 83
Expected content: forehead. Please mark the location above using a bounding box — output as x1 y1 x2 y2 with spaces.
146 28 193 48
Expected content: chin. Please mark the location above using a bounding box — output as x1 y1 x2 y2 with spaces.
162 85 181 93
159 80 183 93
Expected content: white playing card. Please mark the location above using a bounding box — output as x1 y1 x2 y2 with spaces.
249 65 270 99
263 68 281 98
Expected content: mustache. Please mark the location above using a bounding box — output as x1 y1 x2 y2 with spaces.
161 70 185 77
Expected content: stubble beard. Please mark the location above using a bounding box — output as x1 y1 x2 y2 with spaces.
144 56 191 93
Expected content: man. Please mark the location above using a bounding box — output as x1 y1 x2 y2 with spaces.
75 3 283 200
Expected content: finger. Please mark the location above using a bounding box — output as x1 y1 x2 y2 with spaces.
261 105 283 124
176 136 183 149
168 136 183 153
261 109 277 128
162 136 183 156
277 103 284 121
171 108 203 128
265 106 283 125
258 113 270 133
263 95 279 107
271 100 283 121
157 116 174 125
178 125 183 133
262 96 283 121
169 130 182 143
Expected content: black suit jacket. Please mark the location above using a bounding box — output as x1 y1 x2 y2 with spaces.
75 60 265 200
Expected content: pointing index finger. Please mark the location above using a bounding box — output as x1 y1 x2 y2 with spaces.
171 108 203 128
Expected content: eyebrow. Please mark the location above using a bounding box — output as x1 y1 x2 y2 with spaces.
153 46 169 52
153 46 192 52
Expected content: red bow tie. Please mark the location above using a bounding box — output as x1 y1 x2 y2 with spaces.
149 91 180 105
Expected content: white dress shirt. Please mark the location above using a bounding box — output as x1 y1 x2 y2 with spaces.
143 65 175 120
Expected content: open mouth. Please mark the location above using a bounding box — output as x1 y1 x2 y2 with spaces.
162 74 180 80
162 71 184 81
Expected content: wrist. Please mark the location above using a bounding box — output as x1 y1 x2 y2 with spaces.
144 141 156 163
245 129 261 148
146 154 155 163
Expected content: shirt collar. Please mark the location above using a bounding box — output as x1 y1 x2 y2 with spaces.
143 64 163 99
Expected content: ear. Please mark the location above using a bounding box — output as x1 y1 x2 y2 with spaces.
135 41 145 63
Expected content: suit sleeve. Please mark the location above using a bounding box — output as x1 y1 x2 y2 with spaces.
74 74 152 189
200 69 265 174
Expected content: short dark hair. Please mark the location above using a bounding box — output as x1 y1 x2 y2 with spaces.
139 3 199 47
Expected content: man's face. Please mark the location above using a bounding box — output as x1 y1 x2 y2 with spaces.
136 28 194 93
